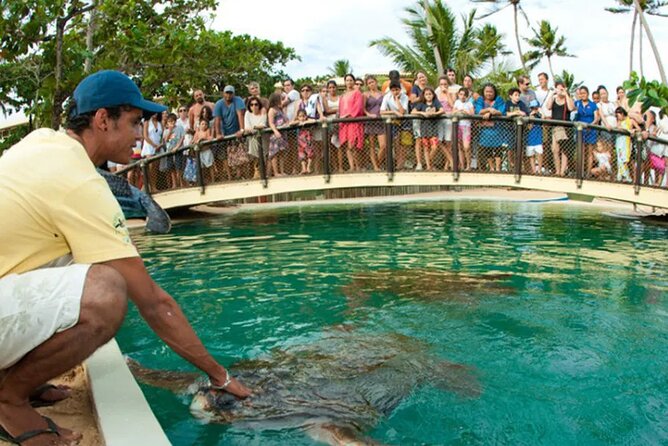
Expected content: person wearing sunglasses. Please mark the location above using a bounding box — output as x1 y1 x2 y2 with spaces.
244 98 268 179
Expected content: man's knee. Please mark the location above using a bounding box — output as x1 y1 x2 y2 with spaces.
80 265 128 336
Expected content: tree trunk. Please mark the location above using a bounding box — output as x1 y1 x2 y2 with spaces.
547 56 555 81
50 3 97 130
629 10 637 76
423 0 444 77
51 17 66 130
84 3 97 74
634 0 667 84
638 18 643 78
513 3 526 73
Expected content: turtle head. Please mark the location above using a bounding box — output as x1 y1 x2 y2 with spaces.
189 387 241 424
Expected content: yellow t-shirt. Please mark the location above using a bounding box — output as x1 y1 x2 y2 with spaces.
0 129 139 277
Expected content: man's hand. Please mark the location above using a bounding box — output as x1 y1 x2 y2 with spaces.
211 373 252 399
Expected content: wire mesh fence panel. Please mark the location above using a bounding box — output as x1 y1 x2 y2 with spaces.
470 118 515 173
363 119 387 172
522 119 548 175
585 127 615 183
644 136 668 188
536 121 578 178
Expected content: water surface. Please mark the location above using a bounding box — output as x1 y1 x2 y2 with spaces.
117 201 668 445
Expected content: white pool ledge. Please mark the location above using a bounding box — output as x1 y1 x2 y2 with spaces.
86 339 171 446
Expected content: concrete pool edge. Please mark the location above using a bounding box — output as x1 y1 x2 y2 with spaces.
86 339 171 446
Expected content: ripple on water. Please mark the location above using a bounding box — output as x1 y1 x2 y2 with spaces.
119 201 668 445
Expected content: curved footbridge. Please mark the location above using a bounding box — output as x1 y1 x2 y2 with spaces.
152 171 668 211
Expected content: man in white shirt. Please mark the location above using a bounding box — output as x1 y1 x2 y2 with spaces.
282 78 301 122
535 72 552 118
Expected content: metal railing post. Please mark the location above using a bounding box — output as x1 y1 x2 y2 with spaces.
575 124 584 188
322 121 331 183
514 118 524 183
193 144 205 194
140 159 151 196
385 117 394 181
258 132 268 188
634 132 644 194
451 115 460 181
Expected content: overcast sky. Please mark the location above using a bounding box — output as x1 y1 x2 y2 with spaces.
2 0 667 128
214 0 667 91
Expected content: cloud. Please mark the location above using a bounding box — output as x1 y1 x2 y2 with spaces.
213 0 667 92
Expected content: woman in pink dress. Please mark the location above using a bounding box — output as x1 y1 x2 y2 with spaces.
338 74 365 172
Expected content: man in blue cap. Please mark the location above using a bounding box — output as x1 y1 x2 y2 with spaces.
0 70 251 445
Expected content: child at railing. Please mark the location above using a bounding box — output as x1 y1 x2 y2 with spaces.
294 109 316 174
453 88 474 170
161 113 185 189
615 107 640 182
526 100 544 175
411 87 443 171
591 135 613 181
193 119 215 184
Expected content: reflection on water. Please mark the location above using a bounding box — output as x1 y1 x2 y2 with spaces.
119 201 668 446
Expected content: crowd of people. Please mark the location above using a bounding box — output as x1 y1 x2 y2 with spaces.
114 69 668 190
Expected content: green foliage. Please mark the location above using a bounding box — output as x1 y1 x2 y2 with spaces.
554 70 582 94
605 0 668 16
0 124 30 154
328 60 352 78
475 24 511 69
477 61 524 98
369 0 486 83
523 20 574 76
0 0 299 127
623 71 668 117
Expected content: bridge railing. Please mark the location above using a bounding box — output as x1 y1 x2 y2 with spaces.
115 115 668 197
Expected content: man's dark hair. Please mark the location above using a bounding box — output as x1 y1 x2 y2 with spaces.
538 72 549 80
389 81 402 90
508 87 521 97
283 78 294 86
65 99 134 135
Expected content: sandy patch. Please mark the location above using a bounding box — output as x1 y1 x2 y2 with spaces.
0 365 102 446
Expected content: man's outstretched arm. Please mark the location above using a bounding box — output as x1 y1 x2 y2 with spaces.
103 256 251 398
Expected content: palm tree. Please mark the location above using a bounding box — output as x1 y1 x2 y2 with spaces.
475 24 511 71
328 59 352 78
369 0 484 82
471 0 530 73
606 0 668 82
555 70 582 95
523 20 574 80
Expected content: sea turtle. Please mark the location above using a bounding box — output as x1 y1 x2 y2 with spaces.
340 268 515 305
128 328 480 445
97 168 171 234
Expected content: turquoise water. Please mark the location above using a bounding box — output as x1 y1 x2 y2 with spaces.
116 200 668 445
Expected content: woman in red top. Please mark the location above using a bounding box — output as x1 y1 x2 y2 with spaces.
338 74 365 172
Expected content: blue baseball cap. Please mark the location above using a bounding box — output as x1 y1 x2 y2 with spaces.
70 70 167 117
529 99 540 108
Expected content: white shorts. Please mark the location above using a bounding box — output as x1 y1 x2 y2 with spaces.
0 264 90 370
526 145 544 156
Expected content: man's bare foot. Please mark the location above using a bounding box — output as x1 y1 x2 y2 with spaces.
0 400 82 445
